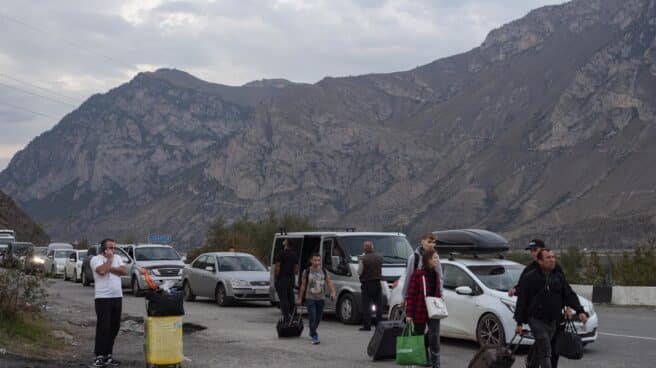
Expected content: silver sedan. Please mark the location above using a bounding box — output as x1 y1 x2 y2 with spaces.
182 252 271 306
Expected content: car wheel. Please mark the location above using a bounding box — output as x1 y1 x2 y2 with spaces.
337 293 362 325
74 270 81 283
215 284 233 307
183 281 196 302
477 313 506 347
389 304 405 321
64 269 69 281
51 266 56 278
132 277 144 297
270 301 280 308
82 269 91 286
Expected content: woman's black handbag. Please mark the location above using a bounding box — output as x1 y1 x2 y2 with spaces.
145 290 185 317
556 321 584 360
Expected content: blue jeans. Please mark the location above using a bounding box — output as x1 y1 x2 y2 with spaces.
305 299 325 338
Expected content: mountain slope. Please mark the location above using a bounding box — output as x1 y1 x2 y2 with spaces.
0 190 49 244
2 0 656 249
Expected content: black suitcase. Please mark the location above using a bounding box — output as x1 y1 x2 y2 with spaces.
277 309 304 338
367 320 405 361
145 290 185 317
468 334 522 368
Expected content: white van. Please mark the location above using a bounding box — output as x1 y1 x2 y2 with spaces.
269 231 413 324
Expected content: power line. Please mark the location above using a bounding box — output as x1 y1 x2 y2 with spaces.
0 12 134 69
0 100 60 119
0 73 81 103
0 81 77 107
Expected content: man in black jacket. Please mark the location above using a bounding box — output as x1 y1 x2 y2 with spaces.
514 248 588 368
358 240 383 331
509 239 546 297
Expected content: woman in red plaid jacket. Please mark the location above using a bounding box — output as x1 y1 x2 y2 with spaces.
405 248 442 368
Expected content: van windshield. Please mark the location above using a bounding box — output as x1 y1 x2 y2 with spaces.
337 235 413 264
54 250 75 259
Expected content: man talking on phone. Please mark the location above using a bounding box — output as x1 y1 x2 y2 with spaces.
90 239 128 367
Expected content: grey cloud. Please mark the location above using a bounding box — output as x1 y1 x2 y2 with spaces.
0 0 563 171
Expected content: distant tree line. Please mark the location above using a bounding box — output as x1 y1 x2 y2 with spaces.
186 212 315 263
507 242 656 286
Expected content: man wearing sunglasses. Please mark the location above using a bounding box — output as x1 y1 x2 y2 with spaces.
89 238 128 367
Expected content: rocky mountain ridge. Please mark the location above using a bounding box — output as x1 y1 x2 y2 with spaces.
2 0 656 249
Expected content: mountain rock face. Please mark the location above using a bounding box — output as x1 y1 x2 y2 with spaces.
0 190 49 245
2 0 656 249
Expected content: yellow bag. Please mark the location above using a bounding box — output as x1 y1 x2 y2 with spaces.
144 316 183 365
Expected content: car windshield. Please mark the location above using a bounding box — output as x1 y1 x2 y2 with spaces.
337 235 413 264
218 256 267 272
135 247 180 261
467 265 524 292
54 250 75 259
35 248 48 256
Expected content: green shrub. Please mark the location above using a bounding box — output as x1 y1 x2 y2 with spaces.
0 268 48 320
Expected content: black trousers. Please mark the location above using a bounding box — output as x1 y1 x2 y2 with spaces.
527 321 564 368
94 298 122 357
414 321 441 368
361 280 383 329
276 278 295 319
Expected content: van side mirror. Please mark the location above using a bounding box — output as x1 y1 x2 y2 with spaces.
69 254 76 261
455 286 473 295
205 266 215 273
120 255 131 264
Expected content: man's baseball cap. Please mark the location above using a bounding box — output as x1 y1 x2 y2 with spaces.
525 239 545 250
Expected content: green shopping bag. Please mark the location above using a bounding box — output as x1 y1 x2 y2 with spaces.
395 323 427 366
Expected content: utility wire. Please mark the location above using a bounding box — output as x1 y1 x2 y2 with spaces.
0 73 81 103
0 12 134 69
0 81 77 107
0 100 60 119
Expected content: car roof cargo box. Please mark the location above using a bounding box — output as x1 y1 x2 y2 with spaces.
432 229 509 254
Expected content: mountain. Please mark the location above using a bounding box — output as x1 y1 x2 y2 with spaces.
2 0 656 249
0 190 49 245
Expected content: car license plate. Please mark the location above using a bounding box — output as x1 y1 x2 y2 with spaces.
255 289 268 295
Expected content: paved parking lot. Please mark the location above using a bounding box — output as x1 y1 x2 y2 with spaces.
31 279 656 367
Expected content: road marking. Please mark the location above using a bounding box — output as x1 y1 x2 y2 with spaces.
599 332 656 341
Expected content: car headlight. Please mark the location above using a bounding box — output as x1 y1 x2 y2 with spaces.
32 257 45 264
231 279 250 288
501 299 516 314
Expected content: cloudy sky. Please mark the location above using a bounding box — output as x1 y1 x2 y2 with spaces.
0 0 563 170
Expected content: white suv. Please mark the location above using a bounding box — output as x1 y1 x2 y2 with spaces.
388 256 599 346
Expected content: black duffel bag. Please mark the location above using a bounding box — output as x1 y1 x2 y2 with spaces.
145 289 185 317
556 320 584 360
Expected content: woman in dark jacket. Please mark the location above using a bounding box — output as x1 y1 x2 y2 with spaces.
405 248 442 368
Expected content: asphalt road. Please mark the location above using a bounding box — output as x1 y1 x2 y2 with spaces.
21 279 656 367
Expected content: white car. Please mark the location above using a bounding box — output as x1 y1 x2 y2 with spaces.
44 248 76 277
388 257 599 346
64 249 88 282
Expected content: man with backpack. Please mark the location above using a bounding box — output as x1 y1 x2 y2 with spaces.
297 253 336 345
514 248 588 368
402 233 443 303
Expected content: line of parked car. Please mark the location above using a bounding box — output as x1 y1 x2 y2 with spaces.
5 228 599 348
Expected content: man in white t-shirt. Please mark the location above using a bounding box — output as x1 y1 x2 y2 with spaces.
89 239 127 368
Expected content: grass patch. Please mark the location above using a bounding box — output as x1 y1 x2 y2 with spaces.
0 314 64 356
